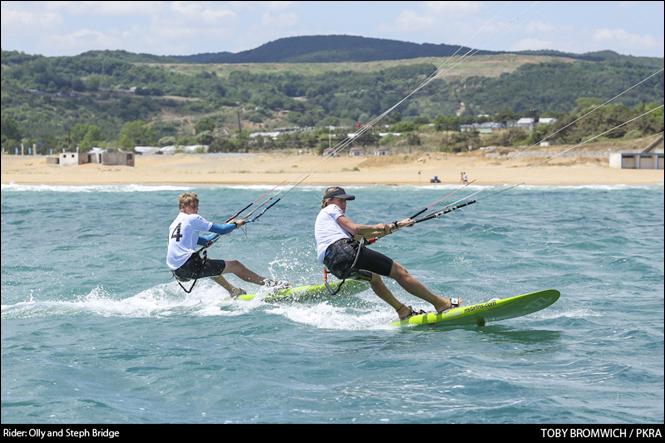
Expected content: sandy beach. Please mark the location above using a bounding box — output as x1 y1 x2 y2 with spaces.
2 148 663 187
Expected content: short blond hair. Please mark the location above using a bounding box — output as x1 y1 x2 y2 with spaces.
179 192 199 210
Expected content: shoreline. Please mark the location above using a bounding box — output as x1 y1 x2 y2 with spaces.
2 152 663 187
3 183 663 191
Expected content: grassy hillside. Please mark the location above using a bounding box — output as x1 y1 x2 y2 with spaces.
152 54 574 80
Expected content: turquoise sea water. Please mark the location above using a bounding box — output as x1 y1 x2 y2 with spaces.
1 184 663 424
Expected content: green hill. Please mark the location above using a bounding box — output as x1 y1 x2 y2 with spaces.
96 35 646 65
1 37 663 152
172 35 494 63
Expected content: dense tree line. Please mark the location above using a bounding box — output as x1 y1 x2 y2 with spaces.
456 60 663 114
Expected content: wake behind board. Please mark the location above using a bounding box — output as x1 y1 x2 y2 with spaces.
239 279 369 303
391 289 560 328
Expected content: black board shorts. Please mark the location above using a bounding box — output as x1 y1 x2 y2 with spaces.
174 253 226 281
355 243 393 277
324 238 393 278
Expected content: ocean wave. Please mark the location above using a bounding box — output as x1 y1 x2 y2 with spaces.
515 184 663 191
3 183 660 194
0 281 399 330
0 282 259 319
265 302 395 331
531 308 602 320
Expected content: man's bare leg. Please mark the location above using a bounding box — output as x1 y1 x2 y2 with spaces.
212 274 246 297
389 261 460 312
222 260 267 285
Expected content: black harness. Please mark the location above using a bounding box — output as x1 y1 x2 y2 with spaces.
173 250 208 294
323 237 372 295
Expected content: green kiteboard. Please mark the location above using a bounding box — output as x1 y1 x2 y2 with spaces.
391 289 560 327
238 279 369 303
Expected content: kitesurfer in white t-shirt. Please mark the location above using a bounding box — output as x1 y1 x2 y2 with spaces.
315 186 461 320
167 192 282 296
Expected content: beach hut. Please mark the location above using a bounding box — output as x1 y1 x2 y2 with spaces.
102 150 135 167
349 147 364 157
609 152 664 169
608 136 664 169
609 152 663 169
59 152 82 166
87 147 105 164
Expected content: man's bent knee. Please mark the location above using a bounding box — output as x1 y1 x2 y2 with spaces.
223 260 240 273
390 262 409 279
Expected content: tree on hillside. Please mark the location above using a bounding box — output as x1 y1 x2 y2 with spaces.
70 123 102 149
434 115 460 131
391 120 418 132
195 117 216 134
637 104 664 133
196 130 214 145
81 126 102 149
118 120 156 149
1 114 22 148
